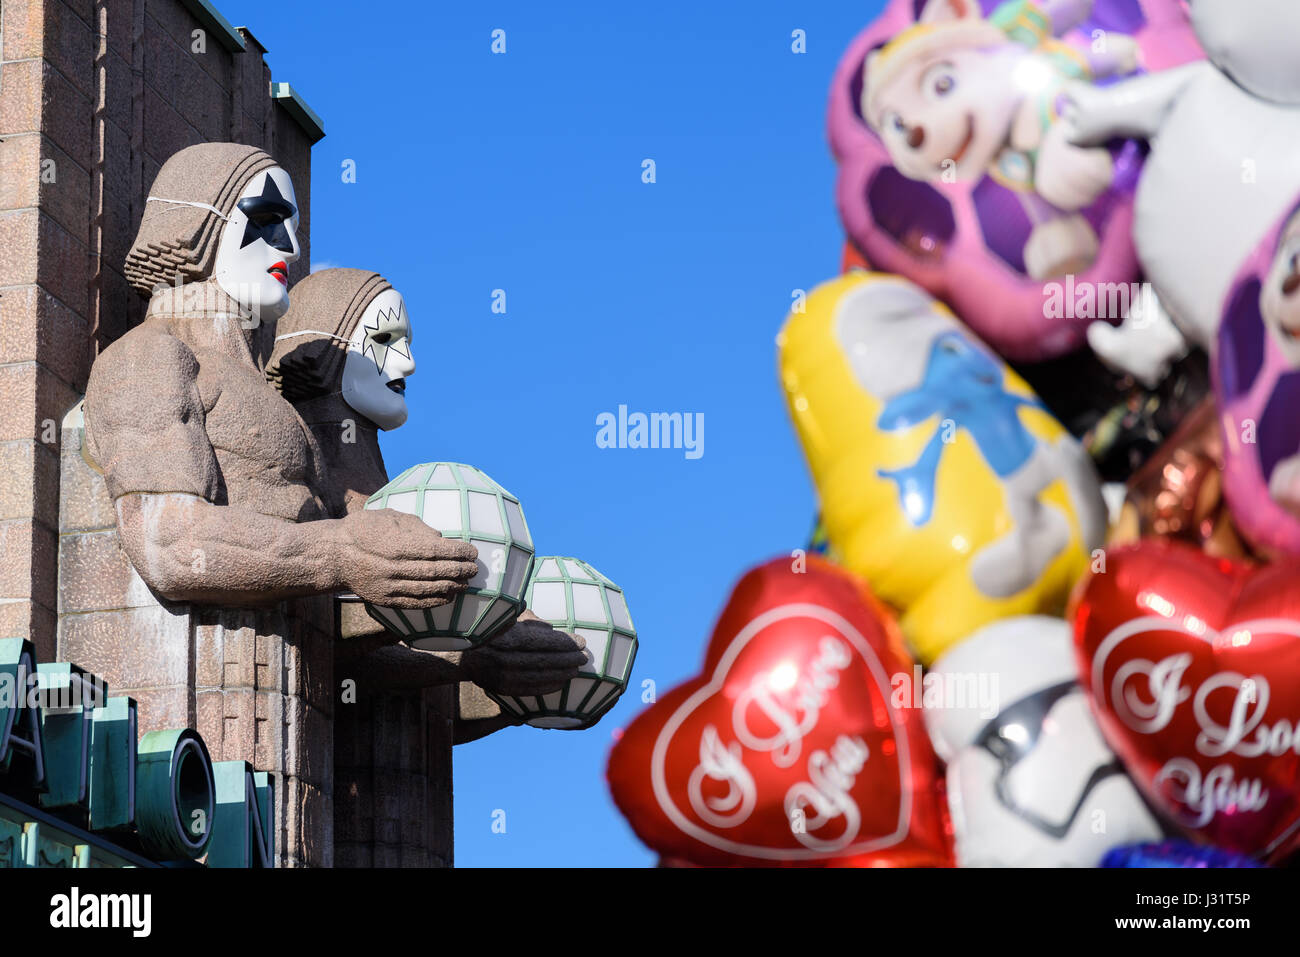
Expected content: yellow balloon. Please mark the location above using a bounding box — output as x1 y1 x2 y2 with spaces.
779 272 1105 664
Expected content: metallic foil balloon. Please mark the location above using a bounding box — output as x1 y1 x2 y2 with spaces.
1103 840 1262 868
1217 199 1300 558
1073 540 1300 863
779 271 1106 664
1066 0 1300 386
827 0 1202 362
606 556 953 867
1110 397 1253 560
927 615 1161 866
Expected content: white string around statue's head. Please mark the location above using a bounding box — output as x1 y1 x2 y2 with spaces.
145 196 231 221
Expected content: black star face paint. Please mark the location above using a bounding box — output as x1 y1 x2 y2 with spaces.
341 289 416 431
213 167 301 324
236 174 298 253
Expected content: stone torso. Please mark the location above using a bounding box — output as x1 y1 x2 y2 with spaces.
84 281 331 524
183 317 329 522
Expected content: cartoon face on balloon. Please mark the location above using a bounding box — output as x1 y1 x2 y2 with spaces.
340 288 415 431
926 616 1161 866
864 0 1133 200
866 37 1022 184
779 272 1106 664
1214 202 1300 557
1260 208 1300 367
863 0 1143 280
211 167 300 323
830 0 1202 361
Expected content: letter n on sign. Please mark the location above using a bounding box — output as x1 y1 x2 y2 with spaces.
208 761 275 867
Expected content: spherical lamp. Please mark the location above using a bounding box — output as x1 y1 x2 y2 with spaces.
489 557 637 729
363 462 534 651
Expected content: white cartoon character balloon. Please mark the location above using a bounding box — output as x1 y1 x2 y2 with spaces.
925 615 1162 866
862 0 1139 280
211 166 301 324
1065 0 1300 385
340 288 415 431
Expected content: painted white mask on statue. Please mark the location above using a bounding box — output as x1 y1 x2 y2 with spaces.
341 289 415 430
212 167 300 324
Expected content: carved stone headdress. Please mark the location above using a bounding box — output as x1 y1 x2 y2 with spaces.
265 267 393 403
124 142 278 297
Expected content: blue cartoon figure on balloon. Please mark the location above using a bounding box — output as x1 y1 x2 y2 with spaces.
878 331 1047 527
779 272 1107 663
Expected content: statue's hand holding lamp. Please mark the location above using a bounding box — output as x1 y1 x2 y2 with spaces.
488 557 638 730
360 473 637 728
362 463 536 651
318 289 636 725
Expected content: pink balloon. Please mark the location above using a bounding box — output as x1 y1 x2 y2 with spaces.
1215 197 1300 557
827 0 1203 362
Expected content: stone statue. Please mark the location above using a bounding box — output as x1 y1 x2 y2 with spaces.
84 143 480 613
78 144 584 864
265 267 587 703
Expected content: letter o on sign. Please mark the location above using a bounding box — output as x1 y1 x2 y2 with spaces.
136 728 215 860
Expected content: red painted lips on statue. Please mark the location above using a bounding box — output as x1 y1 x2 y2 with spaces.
606 556 951 867
1073 541 1300 863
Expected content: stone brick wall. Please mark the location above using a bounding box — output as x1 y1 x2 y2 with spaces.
1 0 329 865
335 684 456 867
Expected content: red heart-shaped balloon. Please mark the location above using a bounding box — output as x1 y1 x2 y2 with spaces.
1073 540 1300 863
607 556 952 866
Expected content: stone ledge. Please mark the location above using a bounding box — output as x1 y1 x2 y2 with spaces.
270 81 324 144
177 0 245 53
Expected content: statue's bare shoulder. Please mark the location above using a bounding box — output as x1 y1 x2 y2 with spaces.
85 321 221 503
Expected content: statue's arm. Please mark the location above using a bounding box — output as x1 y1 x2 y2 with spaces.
86 329 477 606
85 328 340 603
112 492 350 604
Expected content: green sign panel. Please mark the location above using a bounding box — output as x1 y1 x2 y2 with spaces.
0 638 274 868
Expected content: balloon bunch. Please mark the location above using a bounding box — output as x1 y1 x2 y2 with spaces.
607 0 1300 867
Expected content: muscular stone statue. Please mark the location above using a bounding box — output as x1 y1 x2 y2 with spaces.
265 267 586 703
84 143 480 613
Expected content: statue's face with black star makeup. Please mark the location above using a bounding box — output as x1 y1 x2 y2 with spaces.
213 167 301 323
341 288 415 430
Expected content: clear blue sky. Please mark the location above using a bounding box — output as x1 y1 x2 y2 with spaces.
218 0 884 866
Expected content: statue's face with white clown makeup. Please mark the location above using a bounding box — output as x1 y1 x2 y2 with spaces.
212 167 300 324
341 288 415 430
